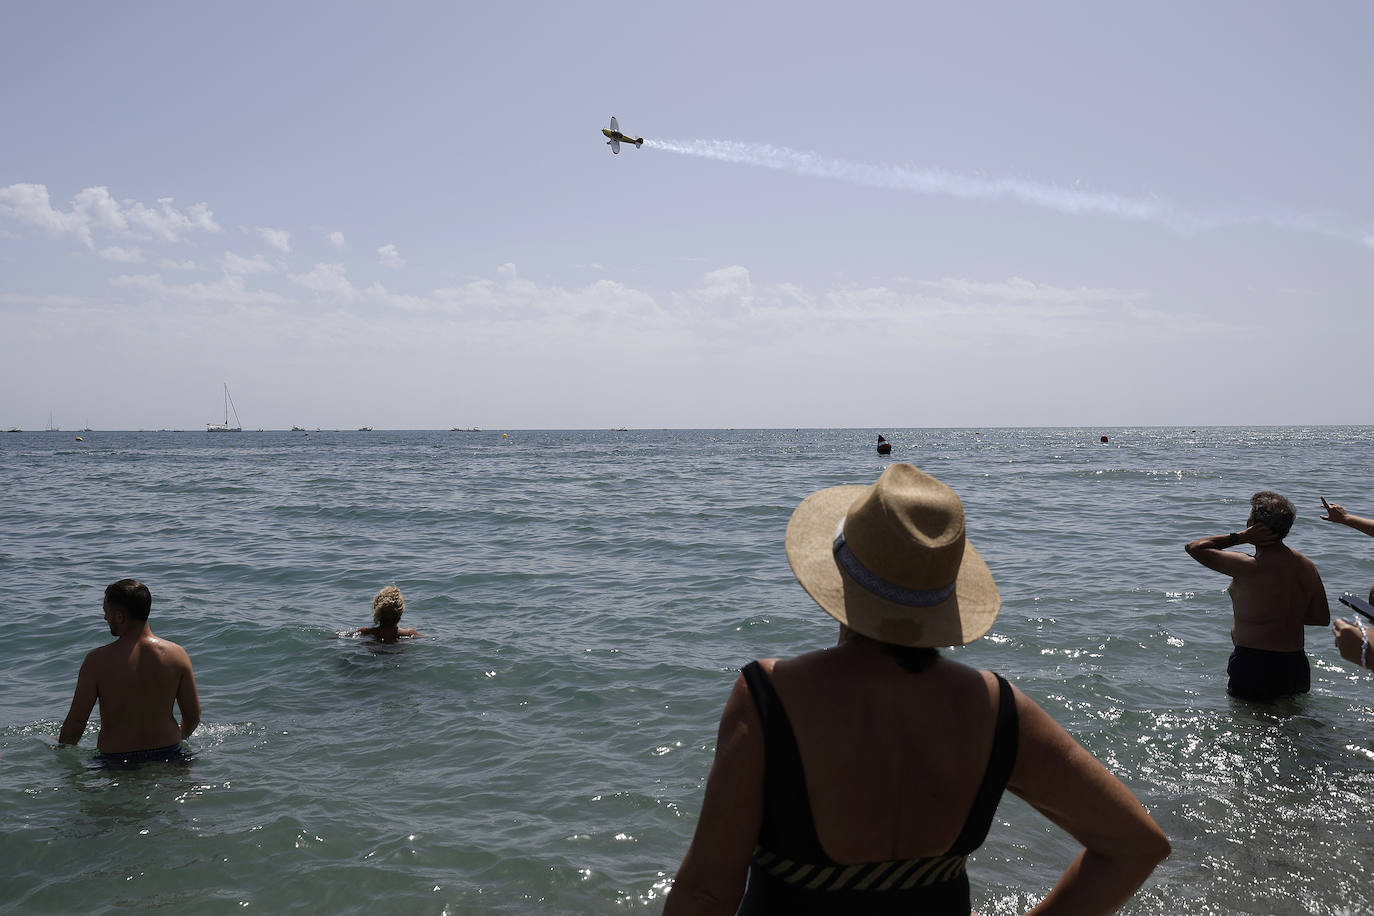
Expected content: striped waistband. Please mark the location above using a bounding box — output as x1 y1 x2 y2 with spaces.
751 846 967 893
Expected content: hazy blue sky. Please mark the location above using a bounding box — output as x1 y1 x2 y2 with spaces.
3 2 1371 429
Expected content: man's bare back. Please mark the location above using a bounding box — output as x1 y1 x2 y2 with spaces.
1226 545 1328 651
59 580 200 755
1185 491 1330 699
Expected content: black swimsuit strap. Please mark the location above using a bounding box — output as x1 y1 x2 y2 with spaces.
742 662 1020 862
741 660 778 725
741 660 824 856
948 673 1019 853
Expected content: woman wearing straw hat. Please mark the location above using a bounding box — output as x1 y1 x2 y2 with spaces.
666 464 1168 915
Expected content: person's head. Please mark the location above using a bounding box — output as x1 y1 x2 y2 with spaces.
785 463 1000 649
372 586 405 627
1249 490 1296 539
103 579 151 635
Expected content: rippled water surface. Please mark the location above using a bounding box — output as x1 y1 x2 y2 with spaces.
4 427 1374 914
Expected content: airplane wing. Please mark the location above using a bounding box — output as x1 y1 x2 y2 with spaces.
609 137 620 154
609 116 620 132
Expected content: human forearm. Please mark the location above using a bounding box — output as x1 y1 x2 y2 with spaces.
1025 846 1168 916
661 880 738 916
1185 531 1241 555
1334 619 1374 671
57 714 87 746
176 670 201 740
59 670 96 746
1339 515 1374 538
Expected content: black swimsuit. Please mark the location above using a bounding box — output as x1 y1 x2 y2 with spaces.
94 743 192 768
737 661 1018 915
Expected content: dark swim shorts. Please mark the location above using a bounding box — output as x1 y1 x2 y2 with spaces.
1227 646 1310 700
95 743 192 768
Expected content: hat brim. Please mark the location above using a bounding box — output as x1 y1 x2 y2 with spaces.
785 484 1000 647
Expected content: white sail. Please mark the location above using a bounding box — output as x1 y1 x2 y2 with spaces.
207 383 242 432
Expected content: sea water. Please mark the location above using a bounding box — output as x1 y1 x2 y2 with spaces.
3 427 1373 915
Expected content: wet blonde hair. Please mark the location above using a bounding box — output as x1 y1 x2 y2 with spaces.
372 586 405 626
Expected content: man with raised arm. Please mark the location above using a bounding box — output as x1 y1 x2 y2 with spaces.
59 579 201 764
1186 491 1329 700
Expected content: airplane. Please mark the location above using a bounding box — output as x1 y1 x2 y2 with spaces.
601 116 643 154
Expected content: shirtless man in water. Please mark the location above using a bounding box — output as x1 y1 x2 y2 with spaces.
58 579 201 763
1186 491 1330 700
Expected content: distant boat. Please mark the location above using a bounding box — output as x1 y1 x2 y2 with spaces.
46 413 58 432
451 426 481 432
291 425 306 432
206 383 242 432
6 427 20 433
357 426 373 432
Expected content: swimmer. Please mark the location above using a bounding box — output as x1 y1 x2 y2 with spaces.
1185 490 1329 700
348 586 423 643
59 579 200 763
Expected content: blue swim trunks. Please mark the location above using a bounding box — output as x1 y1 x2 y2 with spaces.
95 743 192 768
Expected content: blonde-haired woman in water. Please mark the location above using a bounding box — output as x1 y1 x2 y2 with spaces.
350 586 423 643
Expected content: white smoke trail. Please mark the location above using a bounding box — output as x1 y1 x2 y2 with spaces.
645 138 1373 248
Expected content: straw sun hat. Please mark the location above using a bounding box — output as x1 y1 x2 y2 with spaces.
785 463 1000 648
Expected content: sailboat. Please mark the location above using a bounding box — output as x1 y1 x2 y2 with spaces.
206 383 242 432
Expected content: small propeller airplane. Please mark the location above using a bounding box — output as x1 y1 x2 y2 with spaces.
601 116 643 154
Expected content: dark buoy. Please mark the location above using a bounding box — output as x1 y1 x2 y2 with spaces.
876 434 892 455
1100 435 1109 443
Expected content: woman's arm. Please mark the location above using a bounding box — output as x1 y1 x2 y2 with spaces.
1008 687 1170 915
663 673 766 916
1333 618 1374 671
1321 498 1374 538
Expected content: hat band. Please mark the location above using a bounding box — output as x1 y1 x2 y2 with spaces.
833 521 957 608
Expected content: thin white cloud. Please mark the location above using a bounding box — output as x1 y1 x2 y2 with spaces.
73 187 130 236
0 183 220 248
110 271 293 306
0 292 92 307
377 244 405 269
256 227 292 253
327 231 346 248
0 183 96 245
98 246 144 263
124 197 219 241
289 262 362 304
676 265 755 314
220 251 275 275
158 258 199 271
921 276 1147 304
70 255 1191 357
